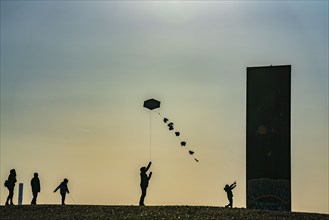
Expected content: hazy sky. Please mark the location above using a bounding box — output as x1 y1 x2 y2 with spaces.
1 0 328 214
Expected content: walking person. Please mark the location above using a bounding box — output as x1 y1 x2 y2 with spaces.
31 173 41 205
224 181 236 208
5 169 17 205
139 161 152 206
54 178 70 205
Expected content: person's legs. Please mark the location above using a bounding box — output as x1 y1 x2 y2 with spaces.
139 187 147 206
35 192 38 204
31 191 37 204
9 188 14 205
228 197 233 208
61 193 66 205
5 190 10 205
225 196 233 208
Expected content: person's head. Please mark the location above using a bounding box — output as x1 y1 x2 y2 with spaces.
34 173 38 177
10 169 16 175
140 167 146 172
225 184 229 189
64 178 68 183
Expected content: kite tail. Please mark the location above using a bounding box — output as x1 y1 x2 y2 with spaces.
156 111 199 163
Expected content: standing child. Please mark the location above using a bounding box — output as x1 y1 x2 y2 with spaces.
224 181 236 208
54 178 70 205
31 172 41 205
139 161 152 206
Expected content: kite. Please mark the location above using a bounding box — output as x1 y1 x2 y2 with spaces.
143 98 199 162
143 99 160 110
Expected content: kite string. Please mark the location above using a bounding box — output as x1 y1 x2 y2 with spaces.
150 111 152 161
68 193 75 204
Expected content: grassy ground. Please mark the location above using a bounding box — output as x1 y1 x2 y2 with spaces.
0 205 328 219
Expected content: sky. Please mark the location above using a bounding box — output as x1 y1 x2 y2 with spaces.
0 0 328 214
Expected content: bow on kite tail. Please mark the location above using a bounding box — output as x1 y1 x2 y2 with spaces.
143 98 199 163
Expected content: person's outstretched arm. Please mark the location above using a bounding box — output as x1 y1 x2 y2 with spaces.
54 185 60 193
145 161 152 172
230 182 237 189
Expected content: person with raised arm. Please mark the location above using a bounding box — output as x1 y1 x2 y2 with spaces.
224 181 237 208
139 161 152 206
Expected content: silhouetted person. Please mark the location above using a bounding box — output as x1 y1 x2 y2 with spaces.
224 181 236 208
5 169 17 205
54 178 70 205
31 173 41 205
139 161 152 206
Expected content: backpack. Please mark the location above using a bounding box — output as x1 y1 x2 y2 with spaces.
4 180 8 188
